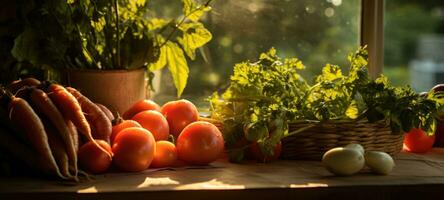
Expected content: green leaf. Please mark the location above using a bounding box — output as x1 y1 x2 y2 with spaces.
345 100 359 119
148 45 167 71
149 36 168 71
91 17 106 32
148 18 170 30
178 22 212 59
165 41 189 97
11 29 39 63
243 122 269 142
182 0 211 22
316 64 343 82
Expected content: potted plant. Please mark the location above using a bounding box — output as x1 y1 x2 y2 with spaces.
9 0 213 113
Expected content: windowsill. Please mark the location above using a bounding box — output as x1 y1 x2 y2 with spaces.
1 148 444 199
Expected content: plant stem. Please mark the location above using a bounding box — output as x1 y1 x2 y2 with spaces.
158 0 213 48
114 0 121 68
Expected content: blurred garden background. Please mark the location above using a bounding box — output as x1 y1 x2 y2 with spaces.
151 0 361 106
151 0 444 106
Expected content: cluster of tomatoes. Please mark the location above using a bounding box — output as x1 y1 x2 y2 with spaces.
78 99 224 174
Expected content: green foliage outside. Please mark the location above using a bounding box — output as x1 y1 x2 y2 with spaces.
151 0 361 104
384 0 444 87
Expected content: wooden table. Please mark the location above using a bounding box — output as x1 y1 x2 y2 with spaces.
1 149 444 200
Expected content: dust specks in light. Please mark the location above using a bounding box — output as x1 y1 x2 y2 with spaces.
233 44 244 54
305 5 316 14
324 7 335 18
327 0 342 6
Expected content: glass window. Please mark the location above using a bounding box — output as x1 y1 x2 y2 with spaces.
384 1 444 92
151 0 361 107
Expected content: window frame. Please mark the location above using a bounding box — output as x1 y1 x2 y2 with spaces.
361 0 384 78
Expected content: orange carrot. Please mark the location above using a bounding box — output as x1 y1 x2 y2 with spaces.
29 88 78 177
6 78 41 95
45 84 111 157
2 89 67 179
96 103 115 121
66 120 79 153
67 87 112 143
0 126 62 178
42 117 72 179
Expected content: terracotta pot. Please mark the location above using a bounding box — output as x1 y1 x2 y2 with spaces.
62 68 148 115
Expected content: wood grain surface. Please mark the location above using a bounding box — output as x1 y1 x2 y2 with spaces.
1 149 444 199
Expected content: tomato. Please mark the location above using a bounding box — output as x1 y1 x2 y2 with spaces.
132 110 169 141
249 141 282 163
123 99 160 119
78 140 112 174
176 121 224 165
161 99 199 137
112 127 156 172
150 141 178 168
403 128 435 153
110 120 142 144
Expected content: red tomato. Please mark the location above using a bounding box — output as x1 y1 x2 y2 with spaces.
176 121 224 165
249 142 282 163
132 110 169 141
78 140 112 174
161 99 199 137
150 141 178 168
403 128 435 153
112 127 156 172
123 100 160 119
110 120 142 144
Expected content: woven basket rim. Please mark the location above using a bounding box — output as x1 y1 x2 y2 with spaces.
288 119 388 124
200 117 390 125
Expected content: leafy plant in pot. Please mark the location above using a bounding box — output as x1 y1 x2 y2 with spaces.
10 0 213 114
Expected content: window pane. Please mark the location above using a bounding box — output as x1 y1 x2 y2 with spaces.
151 0 361 107
384 1 444 92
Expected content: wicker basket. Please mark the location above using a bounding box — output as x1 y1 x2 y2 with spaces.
281 120 404 160
199 117 404 161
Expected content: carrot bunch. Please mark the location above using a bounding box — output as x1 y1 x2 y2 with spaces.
0 78 113 181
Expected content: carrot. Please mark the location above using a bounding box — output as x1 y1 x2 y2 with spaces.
66 120 79 153
6 78 41 95
96 103 115 121
2 89 67 179
0 126 61 178
29 88 78 177
45 84 111 157
66 87 112 143
42 117 72 179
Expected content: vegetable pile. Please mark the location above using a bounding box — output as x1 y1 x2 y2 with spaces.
0 78 113 180
209 47 444 162
0 79 224 180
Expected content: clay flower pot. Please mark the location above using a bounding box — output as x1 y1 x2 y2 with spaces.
62 68 148 115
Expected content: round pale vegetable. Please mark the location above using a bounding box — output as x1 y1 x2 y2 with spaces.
322 147 365 176
345 143 365 155
365 151 395 175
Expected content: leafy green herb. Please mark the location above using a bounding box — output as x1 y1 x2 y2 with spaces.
10 0 213 97
209 47 444 162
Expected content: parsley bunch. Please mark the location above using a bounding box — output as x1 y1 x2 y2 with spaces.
209 47 444 162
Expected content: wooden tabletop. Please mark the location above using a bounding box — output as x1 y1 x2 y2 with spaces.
1 148 444 200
